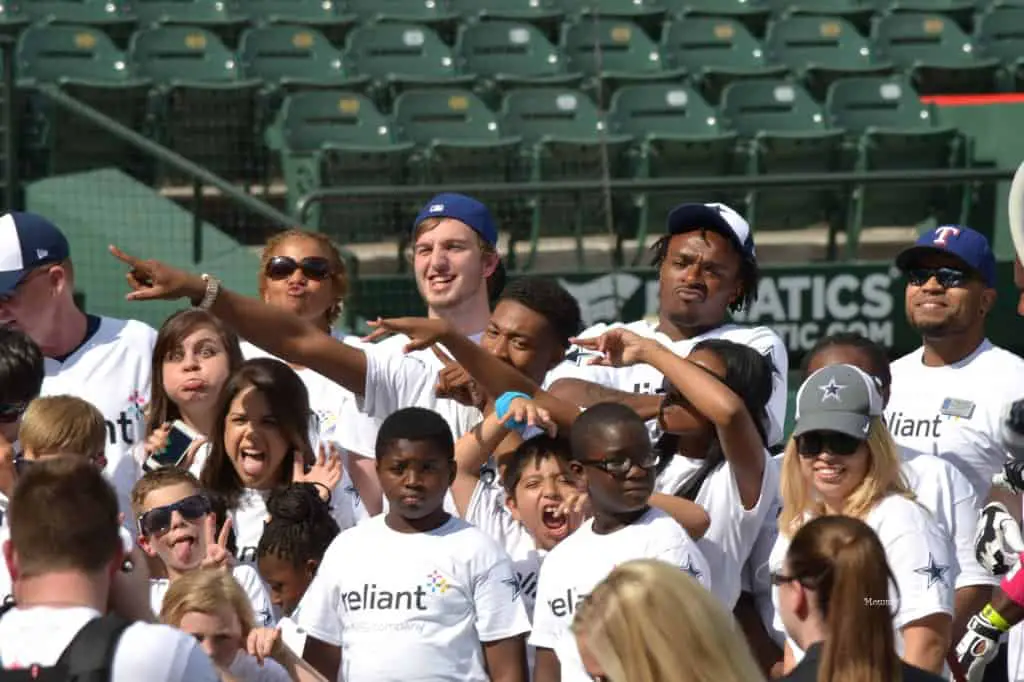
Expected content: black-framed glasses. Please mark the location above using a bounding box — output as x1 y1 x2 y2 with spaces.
578 452 661 476
0 402 28 424
265 256 331 282
796 431 862 458
906 267 970 289
137 493 211 537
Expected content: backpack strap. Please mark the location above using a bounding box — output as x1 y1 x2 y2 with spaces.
55 614 133 681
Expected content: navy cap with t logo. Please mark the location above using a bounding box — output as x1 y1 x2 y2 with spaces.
895 225 996 287
793 364 884 440
666 202 757 263
413 193 498 248
0 212 70 295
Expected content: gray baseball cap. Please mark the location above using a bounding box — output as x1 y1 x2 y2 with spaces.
792 364 884 440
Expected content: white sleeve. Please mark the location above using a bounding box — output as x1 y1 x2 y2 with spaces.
234 565 275 627
884 526 956 629
746 330 789 448
362 347 436 420
657 538 713 593
472 544 532 642
336 398 384 460
293 541 345 646
527 560 560 650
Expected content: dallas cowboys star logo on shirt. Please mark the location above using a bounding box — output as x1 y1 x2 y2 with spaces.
682 557 703 581
819 378 845 403
501 575 522 602
913 553 951 589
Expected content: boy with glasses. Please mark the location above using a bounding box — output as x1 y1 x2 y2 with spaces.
130 468 273 625
529 402 711 682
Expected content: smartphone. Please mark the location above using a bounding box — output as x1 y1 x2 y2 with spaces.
144 420 200 473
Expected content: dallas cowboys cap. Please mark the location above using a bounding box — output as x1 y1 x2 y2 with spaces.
0 212 70 295
666 202 757 262
895 225 996 288
413 193 497 248
792 364 884 440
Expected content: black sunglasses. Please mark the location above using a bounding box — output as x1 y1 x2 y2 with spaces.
265 256 331 282
906 267 970 289
796 431 862 458
0 402 28 424
137 493 211 537
578 452 660 476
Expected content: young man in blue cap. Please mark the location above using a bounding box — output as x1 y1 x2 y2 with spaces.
0 211 156 537
887 225 1024 649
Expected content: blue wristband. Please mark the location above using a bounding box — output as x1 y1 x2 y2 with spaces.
495 391 532 435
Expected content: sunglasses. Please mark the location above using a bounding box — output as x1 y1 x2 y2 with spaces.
265 256 331 282
578 452 661 476
0 402 27 424
796 431 862 457
137 493 211 537
906 267 970 289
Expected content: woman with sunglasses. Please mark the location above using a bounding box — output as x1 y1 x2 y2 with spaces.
771 364 956 675
774 515 946 682
248 229 382 522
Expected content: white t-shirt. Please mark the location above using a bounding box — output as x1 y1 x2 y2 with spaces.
149 563 275 626
544 320 789 447
770 494 956 663
278 613 307 661
0 606 218 680
743 495 785 645
901 451 996 589
296 514 531 682
888 340 1024 500
529 508 712 682
242 337 370 526
40 316 156 537
657 450 780 608
227 650 292 682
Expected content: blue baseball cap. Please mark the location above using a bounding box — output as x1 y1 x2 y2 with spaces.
666 202 757 263
413 193 497 248
0 212 70 295
895 225 996 287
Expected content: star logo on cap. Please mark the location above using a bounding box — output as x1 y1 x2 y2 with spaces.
819 378 845 403
913 553 950 589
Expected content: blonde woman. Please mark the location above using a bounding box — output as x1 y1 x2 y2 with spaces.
572 559 764 682
770 364 955 675
775 515 945 682
161 568 325 682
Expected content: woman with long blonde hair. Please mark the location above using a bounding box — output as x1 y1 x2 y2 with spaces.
770 364 955 675
572 559 764 682
775 515 945 682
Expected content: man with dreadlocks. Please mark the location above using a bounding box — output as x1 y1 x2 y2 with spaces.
256 482 341 655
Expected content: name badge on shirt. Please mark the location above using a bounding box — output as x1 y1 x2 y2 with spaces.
940 398 975 419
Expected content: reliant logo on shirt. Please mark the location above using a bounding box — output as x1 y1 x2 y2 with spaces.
548 587 588 618
342 582 432 612
885 410 943 439
103 391 148 446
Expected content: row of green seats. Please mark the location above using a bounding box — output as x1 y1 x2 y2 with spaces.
267 78 965 272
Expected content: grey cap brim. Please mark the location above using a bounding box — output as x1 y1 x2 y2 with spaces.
792 411 871 440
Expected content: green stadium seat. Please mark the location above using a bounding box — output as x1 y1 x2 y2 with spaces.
871 13 1000 94
721 80 844 236
239 25 368 92
561 19 686 105
826 76 965 254
765 0 875 34
243 0 357 45
975 7 1024 91
661 17 786 103
500 88 632 271
555 0 667 36
17 24 152 180
343 23 474 108
24 0 136 45
608 84 740 263
457 21 582 108
888 0 979 32
0 3 29 36
265 90 414 267
130 26 262 183
765 16 893 100
663 0 772 37
449 0 564 42
345 0 459 40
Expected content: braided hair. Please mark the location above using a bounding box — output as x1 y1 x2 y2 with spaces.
256 483 340 568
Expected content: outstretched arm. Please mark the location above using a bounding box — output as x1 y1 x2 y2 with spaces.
109 247 369 395
547 378 662 421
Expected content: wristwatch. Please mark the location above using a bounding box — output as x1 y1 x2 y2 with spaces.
197 274 221 310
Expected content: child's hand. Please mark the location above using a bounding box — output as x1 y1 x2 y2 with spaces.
200 514 235 572
246 626 286 665
143 423 172 457
293 442 343 499
501 397 557 437
556 490 591 518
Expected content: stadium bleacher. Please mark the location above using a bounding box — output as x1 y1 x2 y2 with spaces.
7 0 1021 276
